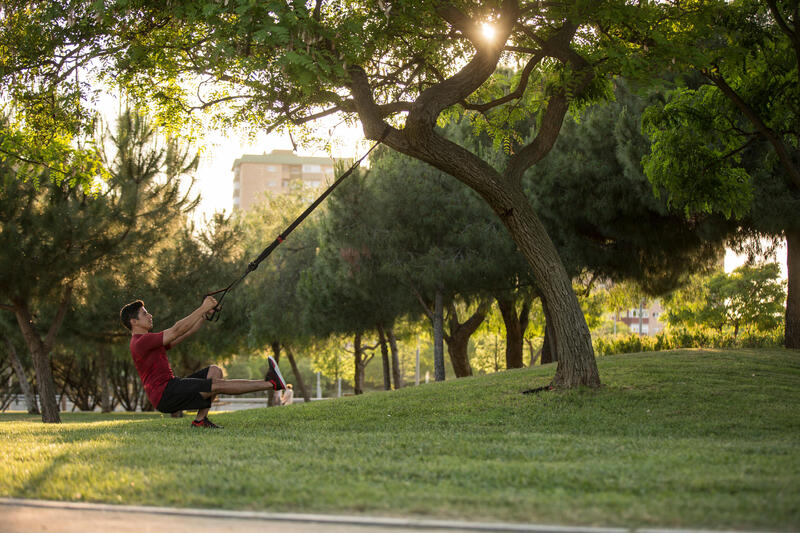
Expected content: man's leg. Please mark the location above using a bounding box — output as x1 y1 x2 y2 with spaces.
195 365 223 421
202 379 275 396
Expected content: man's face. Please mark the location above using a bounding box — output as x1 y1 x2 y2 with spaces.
132 306 153 331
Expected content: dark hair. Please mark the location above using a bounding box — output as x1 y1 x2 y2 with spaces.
120 300 144 331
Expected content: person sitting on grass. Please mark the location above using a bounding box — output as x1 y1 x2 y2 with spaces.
120 296 286 429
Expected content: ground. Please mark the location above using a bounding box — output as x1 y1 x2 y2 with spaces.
1 348 798 531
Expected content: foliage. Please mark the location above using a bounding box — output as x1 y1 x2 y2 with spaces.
664 263 786 336
642 86 754 219
526 80 732 295
593 328 784 356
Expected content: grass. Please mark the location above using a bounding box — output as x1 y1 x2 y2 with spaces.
1 348 799 530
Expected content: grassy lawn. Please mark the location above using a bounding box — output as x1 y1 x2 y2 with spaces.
1 348 799 530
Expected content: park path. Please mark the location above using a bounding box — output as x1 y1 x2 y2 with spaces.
0 498 752 533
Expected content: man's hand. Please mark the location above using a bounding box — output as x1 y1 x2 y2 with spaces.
202 296 218 312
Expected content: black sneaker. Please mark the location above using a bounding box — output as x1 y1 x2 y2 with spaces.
191 417 223 429
265 356 286 390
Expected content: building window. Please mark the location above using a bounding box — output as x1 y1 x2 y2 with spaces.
302 164 321 173
304 180 321 188
282 179 291 188
267 165 278 172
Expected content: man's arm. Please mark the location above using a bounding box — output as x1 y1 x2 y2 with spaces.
167 312 206 348
161 296 217 346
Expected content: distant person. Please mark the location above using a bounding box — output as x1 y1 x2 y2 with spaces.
120 297 286 429
281 384 294 406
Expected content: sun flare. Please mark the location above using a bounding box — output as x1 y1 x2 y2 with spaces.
481 23 495 41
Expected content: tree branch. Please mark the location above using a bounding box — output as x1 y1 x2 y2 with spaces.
409 283 434 322
407 0 519 133
505 23 595 183
765 0 799 47
702 69 800 190
504 88 569 182
461 50 545 113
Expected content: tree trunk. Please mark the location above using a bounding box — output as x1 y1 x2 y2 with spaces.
14 306 61 423
525 338 542 366
496 295 530 369
387 327 403 389
353 332 366 395
786 228 800 349
98 348 112 413
268 342 281 406
444 301 488 377
433 290 445 382
3 336 38 414
284 345 311 402
540 294 557 365
504 195 598 387
377 325 392 390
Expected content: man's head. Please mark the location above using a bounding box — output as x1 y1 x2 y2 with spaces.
120 300 152 332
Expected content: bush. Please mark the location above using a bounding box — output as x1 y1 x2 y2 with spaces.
593 327 784 356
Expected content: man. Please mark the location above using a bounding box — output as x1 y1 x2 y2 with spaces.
120 296 285 428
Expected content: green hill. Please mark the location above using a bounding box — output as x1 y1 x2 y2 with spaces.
1 348 798 530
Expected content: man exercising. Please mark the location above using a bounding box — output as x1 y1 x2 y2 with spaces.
120 296 285 428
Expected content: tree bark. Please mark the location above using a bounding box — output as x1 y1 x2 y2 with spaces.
540 294 557 365
525 338 542 367
3 335 38 414
284 345 311 402
387 327 403 389
786 228 800 349
98 348 112 413
12 285 72 423
444 301 489 377
353 332 366 395
377 325 392 390
496 295 530 369
433 290 445 382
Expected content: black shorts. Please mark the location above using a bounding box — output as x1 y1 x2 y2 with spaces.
156 366 214 414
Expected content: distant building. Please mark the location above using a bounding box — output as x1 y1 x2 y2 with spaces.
619 300 667 336
231 150 337 211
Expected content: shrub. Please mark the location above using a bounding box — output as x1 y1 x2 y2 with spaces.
593 327 784 356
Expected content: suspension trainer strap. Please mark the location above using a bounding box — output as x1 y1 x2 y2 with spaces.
203 126 391 321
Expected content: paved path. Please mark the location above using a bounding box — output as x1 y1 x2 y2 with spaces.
0 498 751 533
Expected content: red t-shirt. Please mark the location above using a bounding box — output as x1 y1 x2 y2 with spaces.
130 331 174 408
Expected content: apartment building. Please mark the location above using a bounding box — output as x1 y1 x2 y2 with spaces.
619 300 667 335
232 150 337 211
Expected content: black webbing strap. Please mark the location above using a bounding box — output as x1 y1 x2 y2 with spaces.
203 127 390 321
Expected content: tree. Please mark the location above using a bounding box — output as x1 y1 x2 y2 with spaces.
618 0 800 348
665 263 786 336
0 110 198 422
0 0 636 387
299 169 412 393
